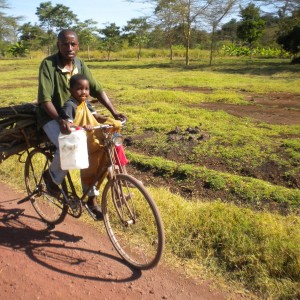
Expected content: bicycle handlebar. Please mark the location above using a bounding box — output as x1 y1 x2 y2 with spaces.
93 118 126 130
71 119 126 131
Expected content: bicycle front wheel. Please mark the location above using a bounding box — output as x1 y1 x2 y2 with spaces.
102 174 165 270
24 149 68 225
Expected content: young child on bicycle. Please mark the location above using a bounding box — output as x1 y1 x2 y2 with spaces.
60 73 128 219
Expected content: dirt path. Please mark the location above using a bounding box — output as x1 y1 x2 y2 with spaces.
0 182 249 300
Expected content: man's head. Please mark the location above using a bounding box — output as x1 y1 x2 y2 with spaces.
69 74 90 103
57 29 79 62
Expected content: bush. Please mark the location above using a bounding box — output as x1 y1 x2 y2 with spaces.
222 44 290 58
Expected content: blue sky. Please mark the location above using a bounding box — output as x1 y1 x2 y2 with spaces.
8 0 152 28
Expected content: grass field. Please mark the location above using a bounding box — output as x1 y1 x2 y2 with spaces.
0 54 299 299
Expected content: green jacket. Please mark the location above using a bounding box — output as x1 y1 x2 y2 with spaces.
37 53 103 127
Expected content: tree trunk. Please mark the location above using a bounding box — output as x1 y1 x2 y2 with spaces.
185 39 190 66
209 24 216 66
185 27 191 66
138 45 141 61
169 44 173 61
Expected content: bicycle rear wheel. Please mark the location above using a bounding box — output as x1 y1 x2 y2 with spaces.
24 149 68 224
102 174 165 270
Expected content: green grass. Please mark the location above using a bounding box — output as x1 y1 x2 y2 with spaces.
0 55 299 299
152 188 300 299
91 62 300 95
127 151 300 209
125 102 299 175
1 153 299 299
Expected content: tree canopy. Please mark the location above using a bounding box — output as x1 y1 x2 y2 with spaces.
0 0 300 62
237 3 266 49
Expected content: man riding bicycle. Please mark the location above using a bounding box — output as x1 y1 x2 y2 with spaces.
36 29 126 219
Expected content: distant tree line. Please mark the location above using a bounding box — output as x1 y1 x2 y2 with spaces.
1 0 300 64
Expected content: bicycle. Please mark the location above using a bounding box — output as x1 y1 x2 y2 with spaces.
18 122 165 270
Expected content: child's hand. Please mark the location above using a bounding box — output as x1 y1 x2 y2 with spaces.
83 124 93 131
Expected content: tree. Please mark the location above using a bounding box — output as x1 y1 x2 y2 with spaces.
277 25 300 62
74 19 99 60
123 17 151 60
8 41 28 57
153 0 180 61
250 0 300 51
0 0 21 42
36 1 78 32
205 0 238 65
237 3 265 53
18 22 46 58
0 0 23 56
149 0 216 65
176 0 212 65
219 18 239 43
259 13 280 47
99 23 122 61
36 1 78 54
277 5 300 37
253 0 300 17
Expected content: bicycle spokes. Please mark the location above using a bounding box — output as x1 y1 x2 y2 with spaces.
24 149 68 224
111 180 136 225
102 174 164 270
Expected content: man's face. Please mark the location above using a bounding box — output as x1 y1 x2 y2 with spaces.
57 32 79 61
70 79 90 103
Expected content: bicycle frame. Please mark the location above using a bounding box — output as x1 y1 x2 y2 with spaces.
59 126 126 219
20 125 124 216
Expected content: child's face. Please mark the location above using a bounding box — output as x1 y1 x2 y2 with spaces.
70 79 90 103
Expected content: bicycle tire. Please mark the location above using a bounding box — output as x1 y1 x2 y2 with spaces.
24 149 68 225
102 174 165 270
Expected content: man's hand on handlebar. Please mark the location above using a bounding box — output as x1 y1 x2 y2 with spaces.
113 112 127 122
